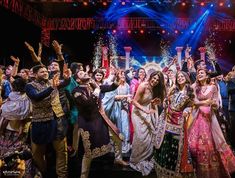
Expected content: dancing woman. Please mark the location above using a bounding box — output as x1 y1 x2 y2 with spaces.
102 70 131 153
154 71 195 178
188 68 235 178
130 71 165 176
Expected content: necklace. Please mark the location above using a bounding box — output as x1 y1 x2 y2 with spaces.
200 85 208 94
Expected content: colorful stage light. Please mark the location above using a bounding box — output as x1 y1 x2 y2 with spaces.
219 2 224 6
83 1 88 6
140 29 144 34
112 29 117 34
127 30 132 34
200 2 205 6
121 1 126 6
182 2 186 6
103 2 107 6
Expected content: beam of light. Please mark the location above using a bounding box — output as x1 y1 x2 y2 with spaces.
136 6 176 33
211 11 233 20
103 2 147 22
130 58 143 67
171 8 211 54
103 2 175 33
187 10 210 51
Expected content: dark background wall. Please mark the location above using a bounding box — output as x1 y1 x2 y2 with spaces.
0 5 235 72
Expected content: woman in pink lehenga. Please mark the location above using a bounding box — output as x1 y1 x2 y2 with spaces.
188 68 235 178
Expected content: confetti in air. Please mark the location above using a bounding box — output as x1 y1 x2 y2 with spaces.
108 34 118 68
93 37 103 69
160 40 171 66
205 31 223 62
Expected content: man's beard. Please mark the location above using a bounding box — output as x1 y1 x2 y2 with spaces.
37 77 49 82
80 77 91 84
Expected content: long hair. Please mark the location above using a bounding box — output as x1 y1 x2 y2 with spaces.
173 71 194 99
116 69 126 84
195 68 211 95
134 67 146 80
93 68 105 83
149 71 166 103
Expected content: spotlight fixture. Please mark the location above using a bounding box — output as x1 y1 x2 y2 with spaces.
219 2 224 6
83 1 88 6
121 1 126 6
112 29 117 34
200 2 205 6
162 30 166 34
140 29 144 34
102 2 107 6
127 30 132 34
182 2 186 6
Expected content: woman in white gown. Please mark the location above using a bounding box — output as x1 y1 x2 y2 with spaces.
129 71 166 176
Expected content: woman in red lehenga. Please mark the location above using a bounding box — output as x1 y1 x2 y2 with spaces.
188 68 235 178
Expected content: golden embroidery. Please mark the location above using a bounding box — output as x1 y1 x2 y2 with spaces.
80 129 111 159
74 92 82 98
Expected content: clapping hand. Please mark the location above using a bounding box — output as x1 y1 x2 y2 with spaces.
10 55 20 65
52 73 60 89
52 40 63 54
24 42 42 64
151 97 161 105
85 65 90 73
24 41 35 53
63 63 71 79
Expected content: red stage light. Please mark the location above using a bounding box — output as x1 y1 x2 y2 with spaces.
121 1 126 6
175 30 178 34
219 2 224 6
112 29 117 34
200 2 205 6
103 2 107 6
140 29 144 34
83 1 88 6
182 2 186 6
127 30 131 34
162 30 166 34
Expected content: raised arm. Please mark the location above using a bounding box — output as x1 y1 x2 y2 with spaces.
10 55 20 77
52 40 65 62
25 84 54 102
24 42 43 65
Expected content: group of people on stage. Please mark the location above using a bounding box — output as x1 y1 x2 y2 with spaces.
0 41 235 178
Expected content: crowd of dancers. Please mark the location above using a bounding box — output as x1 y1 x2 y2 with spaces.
0 40 235 178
